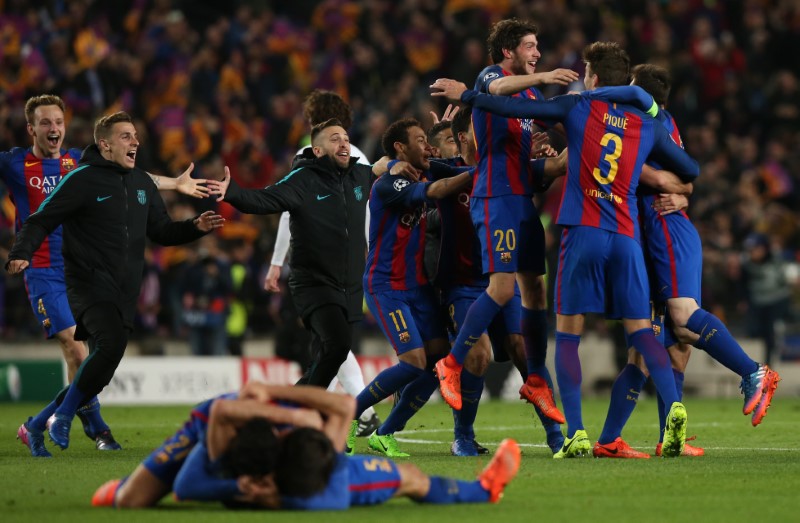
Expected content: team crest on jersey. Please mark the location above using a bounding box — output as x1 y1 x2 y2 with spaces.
137 189 147 205
484 72 499 81
61 158 75 170
399 332 410 343
393 178 410 191
652 324 661 337
500 252 512 263
354 186 363 201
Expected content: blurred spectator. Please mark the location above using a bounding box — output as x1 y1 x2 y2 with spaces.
181 252 232 357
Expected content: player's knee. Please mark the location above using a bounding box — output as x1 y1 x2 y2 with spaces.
667 298 699 327
464 343 491 375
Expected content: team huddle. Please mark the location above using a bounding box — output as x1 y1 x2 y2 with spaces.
4 17 781 511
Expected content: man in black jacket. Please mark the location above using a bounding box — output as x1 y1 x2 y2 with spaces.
6 112 224 454
208 118 372 389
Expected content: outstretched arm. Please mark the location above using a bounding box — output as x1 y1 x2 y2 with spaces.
147 163 211 198
487 68 579 96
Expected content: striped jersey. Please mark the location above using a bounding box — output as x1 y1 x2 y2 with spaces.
0 147 81 268
471 65 546 197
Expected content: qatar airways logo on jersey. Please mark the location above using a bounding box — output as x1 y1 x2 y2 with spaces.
400 206 425 229
29 175 61 194
585 187 622 204
457 192 470 208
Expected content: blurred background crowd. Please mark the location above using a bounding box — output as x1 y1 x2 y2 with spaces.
0 0 798 363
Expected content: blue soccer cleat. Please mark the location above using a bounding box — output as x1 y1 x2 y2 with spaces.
48 413 73 450
18 418 52 458
451 438 479 457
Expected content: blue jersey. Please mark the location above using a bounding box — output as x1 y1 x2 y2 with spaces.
428 158 484 288
471 65 547 197
364 173 433 293
462 86 698 240
0 147 82 268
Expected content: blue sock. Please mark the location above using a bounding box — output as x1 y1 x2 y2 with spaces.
453 369 483 440
629 328 678 407
54 382 87 419
554 331 583 437
356 361 423 418
451 293 501 365
377 368 438 435
521 307 548 376
598 364 647 444
418 477 490 504
77 397 110 434
30 400 60 432
687 309 759 376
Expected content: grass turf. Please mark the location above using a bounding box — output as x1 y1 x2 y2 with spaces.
2 397 799 523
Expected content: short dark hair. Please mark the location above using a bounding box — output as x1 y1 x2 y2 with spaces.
381 118 421 159
274 428 336 497
427 121 452 148
631 64 671 106
24 95 66 124
219 417 280 478
310 118 344 145
582 42 630 87
93 111 133 143
303 90 353 129
450 107 472 153
487 19 538 64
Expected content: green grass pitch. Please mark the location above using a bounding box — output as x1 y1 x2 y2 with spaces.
2 397 799 523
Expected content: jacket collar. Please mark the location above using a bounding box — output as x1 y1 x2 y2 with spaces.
79 144 134 174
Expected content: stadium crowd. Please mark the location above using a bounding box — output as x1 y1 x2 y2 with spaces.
1 0 798 360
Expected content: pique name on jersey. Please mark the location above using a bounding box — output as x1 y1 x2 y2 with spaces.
602 113 629 129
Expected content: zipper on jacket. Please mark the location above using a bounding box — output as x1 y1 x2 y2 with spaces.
340 176 349 293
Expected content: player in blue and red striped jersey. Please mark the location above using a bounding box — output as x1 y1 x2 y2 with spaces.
592 64 780 459
430 108 568 455
433 19 578 421
346 118 472 458
5 95 210 457
432 41 700 458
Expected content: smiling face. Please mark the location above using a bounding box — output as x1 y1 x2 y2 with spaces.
507 33 541 75
396 126 431 171
312 125 351 169
99 122 139 168
28 104 66 159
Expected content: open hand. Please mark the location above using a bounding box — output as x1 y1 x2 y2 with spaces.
175 163 211 199
194 210 225 232
430 104 460 125
205 166 232 202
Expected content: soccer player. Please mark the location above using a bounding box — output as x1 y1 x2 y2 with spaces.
432 19 578 421
592 64 780 459
346 118 472 457
431 41 701 458
7 111 223 455
3 95 210 456
92 383 521 509
265 89 382 439
431 108 568 455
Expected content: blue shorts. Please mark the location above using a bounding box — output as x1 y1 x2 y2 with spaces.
142 406 208 486
366 286 448 354
347 455 402 506
554 226 650 319
444 285 520 363
23 267 75 338
470 195 545 275
643 213 702 303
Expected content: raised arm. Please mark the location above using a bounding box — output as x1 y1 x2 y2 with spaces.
586 86 659 117
487 69 579 96
208 167 307 215
147 162 210 199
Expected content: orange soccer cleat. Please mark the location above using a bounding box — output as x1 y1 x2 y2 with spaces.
655 436 705 457
593 438 651 459
519 374 565 424
478 438 521 503
92 479 121 507
435 355 463 410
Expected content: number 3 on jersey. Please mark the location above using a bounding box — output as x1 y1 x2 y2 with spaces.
592 133 622 185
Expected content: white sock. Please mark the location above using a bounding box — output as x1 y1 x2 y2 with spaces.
337 351 376 421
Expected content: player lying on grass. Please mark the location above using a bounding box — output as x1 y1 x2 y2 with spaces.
92 382 521 509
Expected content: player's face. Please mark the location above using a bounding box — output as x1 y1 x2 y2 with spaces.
312 125 351 169
28 105 66 159
431 128 458 159
101 122 139 169
459 123 477 162
509 33 540 75
399 126 431 170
